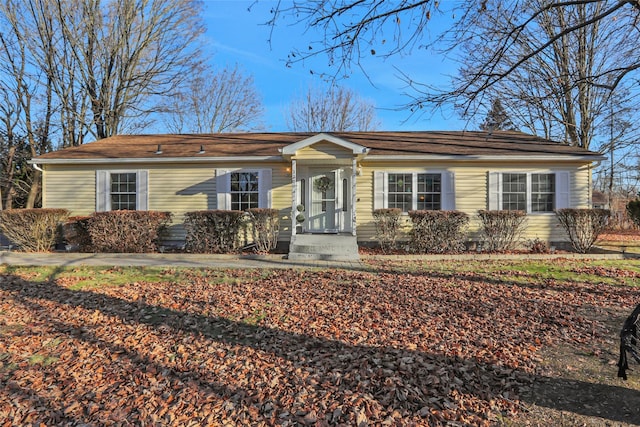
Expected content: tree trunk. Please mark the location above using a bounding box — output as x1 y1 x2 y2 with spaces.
25 168 41 209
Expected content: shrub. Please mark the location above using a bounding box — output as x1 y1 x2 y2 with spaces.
626 200 640 228
408 210 469 253
246 208 280 253
184 210 246 253
86 211 172 253
373 208 402 253
0 208 69 252
555 208 610 253
477 210 527 252
526 237 550 254
63 216 93 252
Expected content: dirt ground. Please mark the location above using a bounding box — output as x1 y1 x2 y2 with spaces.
508 306 640 426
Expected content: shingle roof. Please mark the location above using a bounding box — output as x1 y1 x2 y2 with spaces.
33 131 603 161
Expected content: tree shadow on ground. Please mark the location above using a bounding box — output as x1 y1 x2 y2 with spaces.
0 272 638 425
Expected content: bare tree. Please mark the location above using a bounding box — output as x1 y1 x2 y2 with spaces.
0 0 206 206
164 65 264 133
286 85 379 131
0 0 205 144
266 1 640 144
451 0 640 150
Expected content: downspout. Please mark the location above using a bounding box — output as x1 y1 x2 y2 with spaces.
32 163 44 172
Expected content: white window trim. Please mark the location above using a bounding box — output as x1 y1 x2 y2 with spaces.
374 170 455 212
96 170 148 212
489 171 569 214
215 168 272 210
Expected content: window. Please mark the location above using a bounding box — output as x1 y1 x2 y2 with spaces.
388 173 413 211
382 172 446 212
110 172 137 210
490 172 560 213
531 173 555 212
216 168 272 210
230 171 259 210
417 173 441 210
96 170 148 212
502 173 526 211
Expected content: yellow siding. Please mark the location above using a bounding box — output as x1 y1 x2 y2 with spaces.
356 161 593 244
42 166 96 216
43 162 292 242
295 141 353 160
42 158 593 246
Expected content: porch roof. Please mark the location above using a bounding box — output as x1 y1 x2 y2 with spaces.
33 130 604 163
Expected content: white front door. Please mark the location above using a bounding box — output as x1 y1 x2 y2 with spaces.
307 168 351 233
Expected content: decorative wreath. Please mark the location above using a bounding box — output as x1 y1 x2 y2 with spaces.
314 175 334 193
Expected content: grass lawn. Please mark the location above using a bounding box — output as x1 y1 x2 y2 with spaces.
1 259 639 426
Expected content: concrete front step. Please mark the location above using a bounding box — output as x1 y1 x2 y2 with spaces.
288 234 360 261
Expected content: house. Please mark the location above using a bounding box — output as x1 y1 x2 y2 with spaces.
32 131 604 258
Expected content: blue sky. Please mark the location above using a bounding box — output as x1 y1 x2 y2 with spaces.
201 1 467 132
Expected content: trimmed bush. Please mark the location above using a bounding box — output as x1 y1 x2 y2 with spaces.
184 210 246 253
246 208 280 253
626 200 640 228
86 211 172 253
373 208 402 252
408 210 469 253
477 210 527 252
0 208 69 252
555 208 610 253
63 216 93 252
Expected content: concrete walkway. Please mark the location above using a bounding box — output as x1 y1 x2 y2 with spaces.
0 251 366 269
0 250 632 269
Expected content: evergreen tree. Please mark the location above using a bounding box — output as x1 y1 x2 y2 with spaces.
480 99 518 131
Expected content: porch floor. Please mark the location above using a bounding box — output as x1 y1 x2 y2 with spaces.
288 233 359 261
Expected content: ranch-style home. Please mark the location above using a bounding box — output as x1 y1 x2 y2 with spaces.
32 131 604 259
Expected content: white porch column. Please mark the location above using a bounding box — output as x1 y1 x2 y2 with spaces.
351 157 357 236
291 159 297 237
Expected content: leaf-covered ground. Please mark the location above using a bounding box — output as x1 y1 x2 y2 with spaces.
1 260 639 426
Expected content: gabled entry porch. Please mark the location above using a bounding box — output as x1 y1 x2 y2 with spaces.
279 133 369 260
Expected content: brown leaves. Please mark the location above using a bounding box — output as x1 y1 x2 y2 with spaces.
0 265 637 425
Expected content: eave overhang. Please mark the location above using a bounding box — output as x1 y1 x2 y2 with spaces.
29 156 284 165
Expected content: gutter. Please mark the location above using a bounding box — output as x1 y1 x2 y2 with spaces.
28 156 284 165
28 153 606 165
363 154 606 162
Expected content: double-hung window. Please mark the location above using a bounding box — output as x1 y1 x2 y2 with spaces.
96 170 148 211
490 171 567 213
110 172 137 210
230 171 259 210
216 168 272 210
531 173 555 212
388 173 413 211
375 171 453 212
